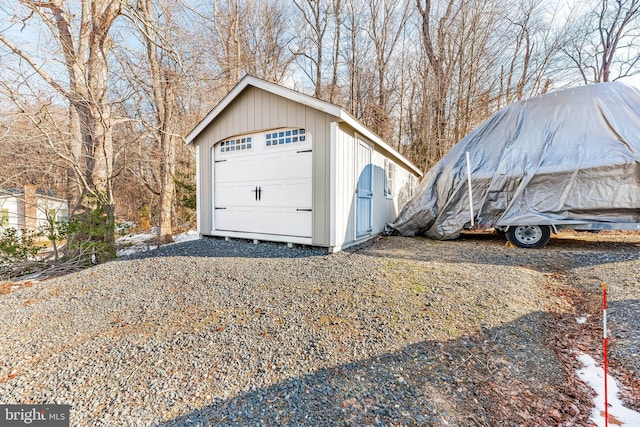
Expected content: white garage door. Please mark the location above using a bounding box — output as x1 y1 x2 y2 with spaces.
213 128 312 238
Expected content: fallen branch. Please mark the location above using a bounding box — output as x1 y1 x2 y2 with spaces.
0 245 97 282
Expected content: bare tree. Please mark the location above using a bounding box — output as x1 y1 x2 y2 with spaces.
209 0 244 90
416 0 460 160
448 1 500 141
365 0 412 141
328 0 343 104
564 0 640 83
122 0 182 243
245 1 296 83
0 89 69 194
0 0 127 256
496 0 561 107
293 0 330 98
341 0 374 117
205 0 294 91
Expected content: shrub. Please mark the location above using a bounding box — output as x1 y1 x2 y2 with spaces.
0 228 42 263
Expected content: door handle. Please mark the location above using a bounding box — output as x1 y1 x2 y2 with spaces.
252 186 263 201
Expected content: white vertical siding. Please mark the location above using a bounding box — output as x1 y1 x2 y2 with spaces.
0 195 68 231
35 196 69 229
195 144 201 234
370 151 415 234
334 126 356 247
0 196 23 229
333 123 417 249
329 122 338 247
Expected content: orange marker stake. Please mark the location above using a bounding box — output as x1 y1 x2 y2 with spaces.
603 282 608 427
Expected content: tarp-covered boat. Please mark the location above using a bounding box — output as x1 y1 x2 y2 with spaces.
387 82 640 245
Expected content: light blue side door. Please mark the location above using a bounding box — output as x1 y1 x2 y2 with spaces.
356 141 373 238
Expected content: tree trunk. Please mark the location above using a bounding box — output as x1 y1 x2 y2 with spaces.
67 105 84 213
137 0 179 243
417 0 460 161
159 133 176 244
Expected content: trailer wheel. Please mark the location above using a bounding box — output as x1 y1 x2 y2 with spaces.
506 225 551 248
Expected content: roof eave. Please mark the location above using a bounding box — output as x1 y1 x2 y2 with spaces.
184 75 422 177
337 110 423 177
185 75 342 145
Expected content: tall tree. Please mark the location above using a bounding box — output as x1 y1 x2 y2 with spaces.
0 89 69 194
416 0 459 160
328 0 343 104
293 0 330 98
341 0 375 118
367 0 412 140
564 0 640 83
124 0 182 243
0 0 127 256
207 0 294 91
496 0 561 107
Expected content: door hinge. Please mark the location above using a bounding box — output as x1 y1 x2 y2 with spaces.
297 149 312 153
215 207 226 210
215 159 227 163
296 208 312 212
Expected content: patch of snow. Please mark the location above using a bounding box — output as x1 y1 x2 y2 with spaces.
115 229 198 257
116 243 158 257
576 353 640 427
115 221 136 232
576 317 587 324
116 231 156 245
116 248 136 257
173 230 200 243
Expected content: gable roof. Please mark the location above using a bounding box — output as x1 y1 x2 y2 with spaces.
185 75 422 177
0 188 66 201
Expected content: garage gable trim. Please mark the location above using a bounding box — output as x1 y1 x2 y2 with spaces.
185 76 342 145
185 75 422 178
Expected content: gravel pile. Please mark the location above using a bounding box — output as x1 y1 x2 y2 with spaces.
0 233 638 425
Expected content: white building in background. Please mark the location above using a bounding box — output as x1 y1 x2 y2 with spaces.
0 185 69 232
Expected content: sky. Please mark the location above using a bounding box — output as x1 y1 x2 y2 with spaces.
620 75 640 89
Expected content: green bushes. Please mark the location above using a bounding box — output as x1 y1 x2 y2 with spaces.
0 228 45 279
0 205 115 279
0 228 42 263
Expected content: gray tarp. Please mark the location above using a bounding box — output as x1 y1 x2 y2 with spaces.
387 82 640 239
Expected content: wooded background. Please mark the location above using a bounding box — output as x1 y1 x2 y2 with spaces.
0 0 638 243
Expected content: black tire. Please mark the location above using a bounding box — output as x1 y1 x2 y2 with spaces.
505 225 551 248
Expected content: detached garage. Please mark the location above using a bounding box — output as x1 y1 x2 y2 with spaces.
186 76 422 252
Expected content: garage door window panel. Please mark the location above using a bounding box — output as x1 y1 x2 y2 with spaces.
220 136 252 153
266 129 306 146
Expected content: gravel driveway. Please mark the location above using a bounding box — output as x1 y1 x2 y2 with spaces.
0 232 638 426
